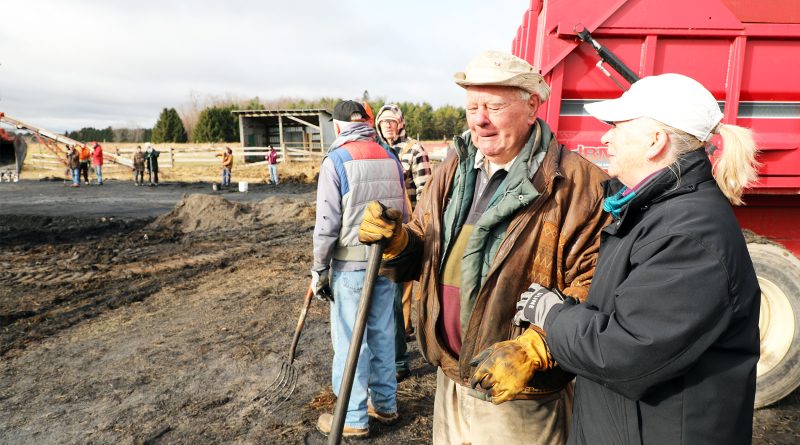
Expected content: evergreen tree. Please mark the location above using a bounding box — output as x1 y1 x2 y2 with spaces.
244 97 265 110
152 108 188 143
192 106 239 142
432 105 467 138
65 126 114 143
399 102 436 140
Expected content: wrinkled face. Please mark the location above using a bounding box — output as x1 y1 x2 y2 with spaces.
466 86 539 164
600 119 655 187
379 119 399 142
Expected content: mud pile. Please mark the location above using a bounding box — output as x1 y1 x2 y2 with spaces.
148 194 315 233
253 195 316 225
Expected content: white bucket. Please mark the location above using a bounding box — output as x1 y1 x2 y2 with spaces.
238 181 249 193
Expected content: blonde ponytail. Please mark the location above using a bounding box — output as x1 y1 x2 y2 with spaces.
712 124 760 205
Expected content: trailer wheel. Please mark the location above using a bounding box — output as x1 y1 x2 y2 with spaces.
747 242 800 408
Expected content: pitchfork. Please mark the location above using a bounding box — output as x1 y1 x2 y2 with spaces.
254 286 314 412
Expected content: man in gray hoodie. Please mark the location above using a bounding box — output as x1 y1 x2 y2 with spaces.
311 100 408 439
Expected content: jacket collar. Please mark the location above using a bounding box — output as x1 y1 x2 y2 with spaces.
603 149 715 233
453 118 560 191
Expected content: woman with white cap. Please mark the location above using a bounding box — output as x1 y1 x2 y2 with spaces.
513 73 761 444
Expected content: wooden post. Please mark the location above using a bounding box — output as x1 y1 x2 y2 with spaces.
319 112 325 153
278 114 285 154
239 114 246 147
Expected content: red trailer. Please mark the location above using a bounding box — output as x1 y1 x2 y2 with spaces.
513 0 800 407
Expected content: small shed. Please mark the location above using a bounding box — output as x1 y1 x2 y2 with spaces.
233 109 334 162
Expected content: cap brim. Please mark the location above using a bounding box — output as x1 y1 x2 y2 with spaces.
584 97 643 124
454 72 521 90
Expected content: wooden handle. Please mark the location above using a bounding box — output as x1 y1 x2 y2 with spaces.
287 286 314 363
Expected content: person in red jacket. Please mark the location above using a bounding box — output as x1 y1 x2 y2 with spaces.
266 146 279 185
91 143 104 185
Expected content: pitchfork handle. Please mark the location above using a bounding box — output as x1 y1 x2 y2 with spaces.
288 287 314 363
328 241 386 445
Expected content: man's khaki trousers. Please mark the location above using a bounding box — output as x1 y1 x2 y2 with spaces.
432 368 571 445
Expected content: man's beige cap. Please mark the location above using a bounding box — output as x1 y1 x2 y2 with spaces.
454 50 550 101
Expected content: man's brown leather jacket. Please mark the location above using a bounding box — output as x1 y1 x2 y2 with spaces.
383 124 611 399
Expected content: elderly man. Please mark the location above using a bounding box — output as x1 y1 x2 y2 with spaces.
312 100 408 439
359 51 611 444
375 104 433 380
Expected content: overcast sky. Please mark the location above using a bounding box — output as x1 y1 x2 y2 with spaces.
0 0 528 133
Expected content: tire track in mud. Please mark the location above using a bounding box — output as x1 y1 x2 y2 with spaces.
0 224 309 358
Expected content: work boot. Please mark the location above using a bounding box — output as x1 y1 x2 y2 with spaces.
316 413 369 439
367 404 400 425
396 368 410 382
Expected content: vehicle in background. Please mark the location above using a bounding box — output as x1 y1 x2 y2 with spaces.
0 127 26 181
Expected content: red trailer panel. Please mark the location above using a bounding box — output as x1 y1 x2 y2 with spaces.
514 0 800 409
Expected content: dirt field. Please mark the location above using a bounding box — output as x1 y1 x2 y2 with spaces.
0 179 798 444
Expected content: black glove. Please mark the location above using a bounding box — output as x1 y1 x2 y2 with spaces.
512 283 576 329
311 269 333 302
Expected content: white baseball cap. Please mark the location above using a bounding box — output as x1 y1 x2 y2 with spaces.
584 73 723 142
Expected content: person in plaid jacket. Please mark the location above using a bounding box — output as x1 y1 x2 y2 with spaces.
375 103 433 381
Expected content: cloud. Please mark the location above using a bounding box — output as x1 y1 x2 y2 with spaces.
0 0 526 131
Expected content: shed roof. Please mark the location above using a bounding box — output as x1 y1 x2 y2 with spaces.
232 109 331 117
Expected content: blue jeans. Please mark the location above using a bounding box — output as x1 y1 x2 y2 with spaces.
269 164 279 184
330 269 397 429
222 167 231 186
94 165 103 184
394 285 409 373
71 168 80 185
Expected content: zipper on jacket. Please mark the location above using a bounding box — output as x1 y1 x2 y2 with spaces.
438 136 469 274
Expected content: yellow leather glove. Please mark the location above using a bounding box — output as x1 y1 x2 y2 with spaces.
358 201 408 259
469 327 556 404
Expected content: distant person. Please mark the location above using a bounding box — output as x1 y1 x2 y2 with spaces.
375 103 432 381
78 144 91 185
216 147 233 187
133 145 145 186
66 145 81 187
144 143 160 186
312 100 407 439
266 146 279 185
91 143 104 186
361 100 375 128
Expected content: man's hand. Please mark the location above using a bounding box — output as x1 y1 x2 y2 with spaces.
358 201 408 259
512 283 574 329
311 269 333 302
469 328 556 404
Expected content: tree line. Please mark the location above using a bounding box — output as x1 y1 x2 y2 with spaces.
63 96 467 144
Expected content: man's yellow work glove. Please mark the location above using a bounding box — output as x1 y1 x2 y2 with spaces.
469 327 556 404
358 201 408 259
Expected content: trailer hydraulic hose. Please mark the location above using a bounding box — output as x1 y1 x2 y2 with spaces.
575 24 640 86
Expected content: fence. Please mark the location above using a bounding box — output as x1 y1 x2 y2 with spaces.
24 144 326 171
24 141 451 173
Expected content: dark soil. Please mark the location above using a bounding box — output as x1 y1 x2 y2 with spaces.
0 182 434 445
0 181 797 444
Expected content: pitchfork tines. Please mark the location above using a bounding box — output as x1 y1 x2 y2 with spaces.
254 287 314 412
254 360 298 412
